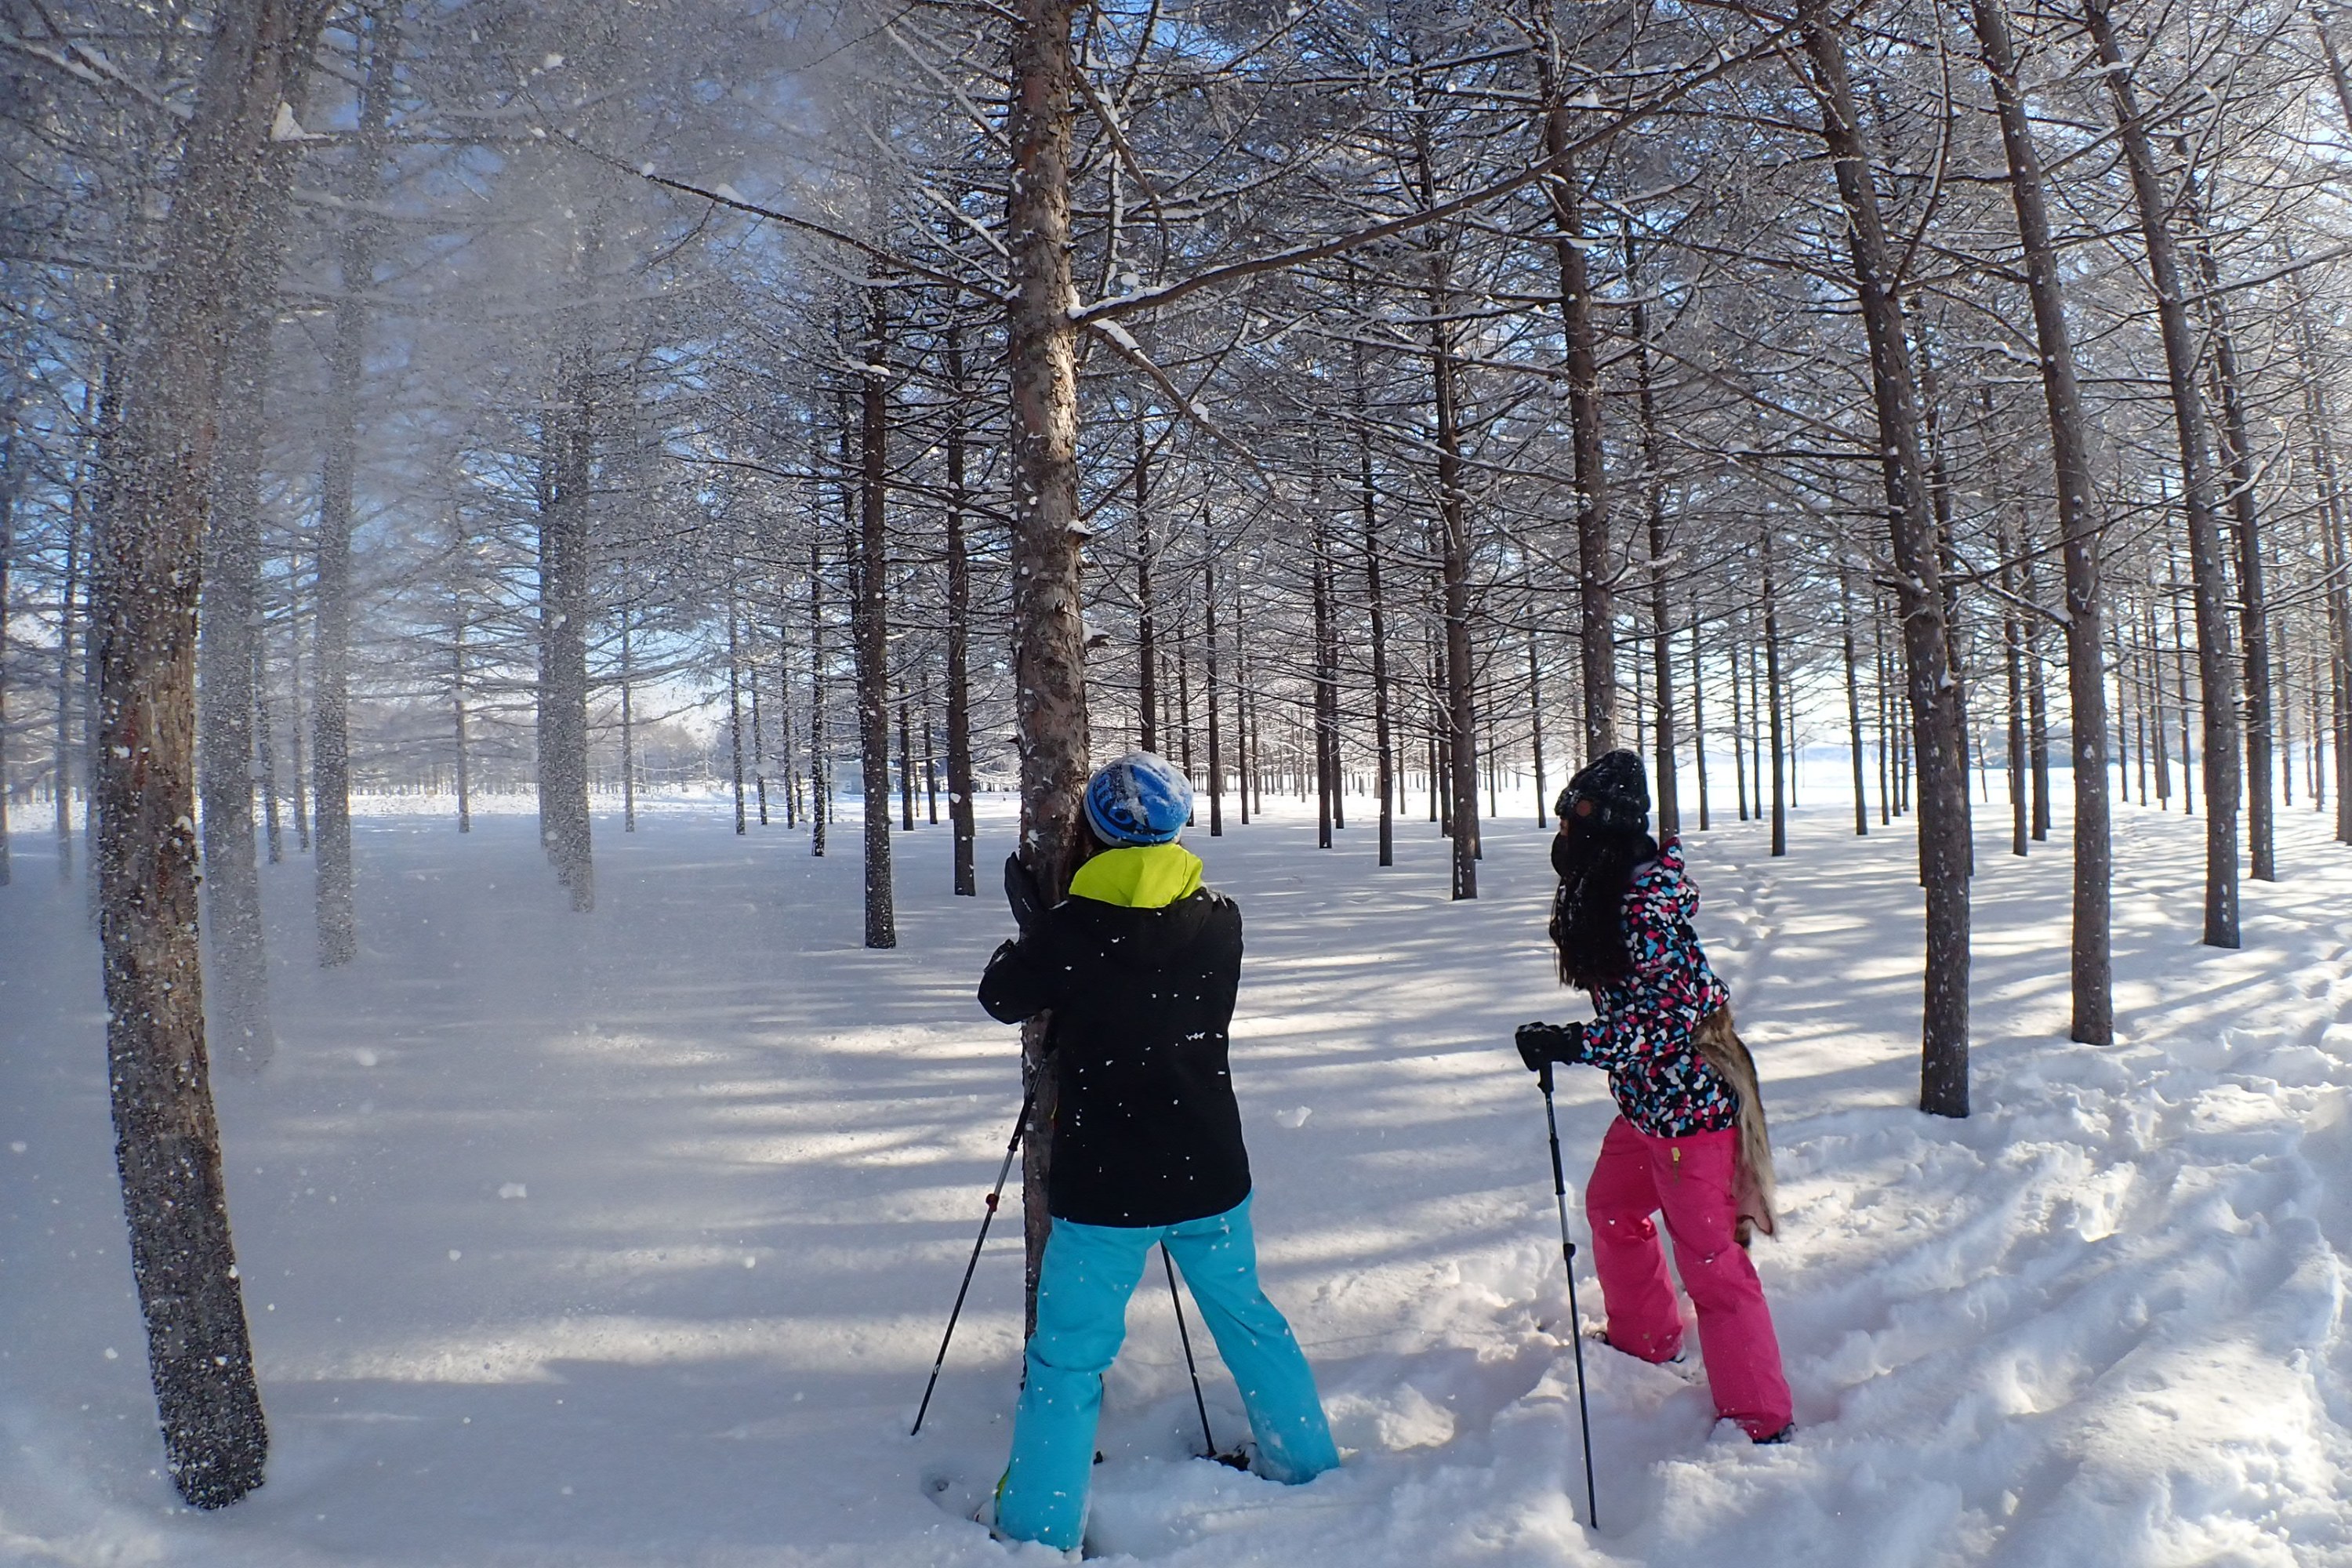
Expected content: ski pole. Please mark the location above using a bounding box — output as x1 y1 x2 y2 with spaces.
1539 1059 1600 1530
1162 1243 1218 1459
911 1084 1035 1437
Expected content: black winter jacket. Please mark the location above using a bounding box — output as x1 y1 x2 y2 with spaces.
977 889 1251 1227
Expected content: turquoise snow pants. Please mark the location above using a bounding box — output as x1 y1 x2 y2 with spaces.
996 1195 1340 1550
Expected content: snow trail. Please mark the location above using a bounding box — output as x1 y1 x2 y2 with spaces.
2 793 2347 1565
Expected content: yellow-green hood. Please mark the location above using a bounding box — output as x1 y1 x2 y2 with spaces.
1067 843 1204 909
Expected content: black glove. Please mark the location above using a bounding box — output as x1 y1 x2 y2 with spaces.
1515 1022 1586 1073
1004 853 1046 933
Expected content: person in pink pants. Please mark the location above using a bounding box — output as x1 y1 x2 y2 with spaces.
1515 750 1794 1443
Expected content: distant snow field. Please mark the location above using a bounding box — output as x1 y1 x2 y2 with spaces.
3 786 2349 1566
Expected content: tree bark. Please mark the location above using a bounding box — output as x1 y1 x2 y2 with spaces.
2085 0 2240 946
92 0 325 1507
1842 564 1869 837
1762 529 1786 858
312 3 397 964
855 286 897 949
1006 0 1091 1324
942 326 977 893
1799 8 1972 1113
536 348 596 913
1537 93 1617 756
1631 263 1678 833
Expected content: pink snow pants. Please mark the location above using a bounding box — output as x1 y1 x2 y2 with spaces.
1586 1116 1792 1439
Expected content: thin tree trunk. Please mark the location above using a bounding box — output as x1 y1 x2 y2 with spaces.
1537 87 1617 755
615 615 630 833
1690 601 1710 829
1800 9 1972 1113
1762 529 1786 857
196 159 293 1062
2002 520 2028 857
1842 566 1868 837
535 349 596 913
2023 533 2052 841
728 590 746 836
1632 269 1678 833
1730 634 1748 821
943 326 976 894
1361 396 1394 864
2086 0 2240 946
92 0 325 1507
456 614 473 834
312 3 396 962
855 287 896 949
809 535 828 858
1205 554 1224 835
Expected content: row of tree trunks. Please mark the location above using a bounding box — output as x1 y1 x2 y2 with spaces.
91 0 328 1507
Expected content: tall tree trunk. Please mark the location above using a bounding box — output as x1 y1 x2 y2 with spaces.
2188 216 2272 880
2002 518 2029 858
2023 534 2052 841
56 456 85 880
1312 510 1334 849
1801 9 1972 1113
312 3 396 963
1762 529 1786 857
1134 432 1156 753
1842 564 1869 837
92 0 325 1507
1359 384 1395 864
1730 634 1748 820
1690 601 1711 829
855 289 897 948
728 589 747 836
1537 91 1617 755
1631 268 1678 832
2085 0 2241 946
1006 0 1091 1324
615 615 630 833
1205 554 1224 835
809 535 828 858
536 347 596 913
197 198 284 1063
942 326 976 894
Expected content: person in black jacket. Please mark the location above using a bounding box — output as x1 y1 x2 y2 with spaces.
976 753 1339 1552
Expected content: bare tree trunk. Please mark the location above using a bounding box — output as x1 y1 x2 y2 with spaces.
56 461 85 880
1312 510 1334 850
2023 535 2052 841
615 615 630 833
942 326 978 892
456 614 473 833
1631 267 1678 833
1134 434 1156 754
1537 96 1617 756
0 406 15 886
809 535 829 858
2085 0 2240 947
536 349 596 913
92 0 324 1507
1690 601 1710 829
1205 554 1224 834
2001 518 2029 857
1842 565 1868 837
1007 0 1091 1324
728 589 746 836
1527 617 1548 826
198 209 281 1062
2189 223 2272 880
1800 9 1972 1114
1762 528 1786 857
855 289 896 949
312 3 397 964
1730 634 1748 821
1359 393 1395 864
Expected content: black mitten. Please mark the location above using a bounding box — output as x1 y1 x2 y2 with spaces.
1514 1022 1587 1073
1004 854 1046 932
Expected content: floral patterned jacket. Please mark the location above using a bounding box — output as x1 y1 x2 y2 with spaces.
1572 836 1738 1138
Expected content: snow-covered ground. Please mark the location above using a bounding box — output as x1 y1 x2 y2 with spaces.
3 782 2349 1566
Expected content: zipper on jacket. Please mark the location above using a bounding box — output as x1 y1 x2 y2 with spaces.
1671 1145 1682 1181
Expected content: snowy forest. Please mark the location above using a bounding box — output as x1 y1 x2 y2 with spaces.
4 0 2352 1560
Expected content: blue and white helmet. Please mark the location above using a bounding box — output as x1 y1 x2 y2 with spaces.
1083 751 1193 846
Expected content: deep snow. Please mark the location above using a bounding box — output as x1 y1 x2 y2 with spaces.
2 781 2349 1566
